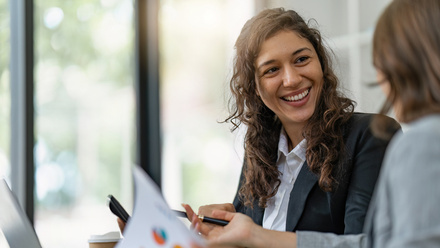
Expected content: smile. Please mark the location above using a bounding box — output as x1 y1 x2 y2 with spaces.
282 88 310 102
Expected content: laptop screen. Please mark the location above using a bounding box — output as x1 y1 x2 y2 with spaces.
0 179 42 248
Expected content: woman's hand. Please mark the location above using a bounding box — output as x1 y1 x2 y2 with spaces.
182 203 236 236
196 203 235 237
203 210 297 248
197 203 236 217
182 203 217 236
204 210 257 247
117 217 126 234
182 204 241 248
187 208 257 247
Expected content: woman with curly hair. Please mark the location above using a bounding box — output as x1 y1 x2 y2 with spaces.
183 7 400 248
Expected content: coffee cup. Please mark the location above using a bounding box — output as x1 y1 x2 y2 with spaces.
88 231 121 248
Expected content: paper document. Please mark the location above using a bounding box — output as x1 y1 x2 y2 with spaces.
115 166 205 248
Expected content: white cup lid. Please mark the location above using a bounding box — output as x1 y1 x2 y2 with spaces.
88 231 121 243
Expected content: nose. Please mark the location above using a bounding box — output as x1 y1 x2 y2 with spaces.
282 66 302 87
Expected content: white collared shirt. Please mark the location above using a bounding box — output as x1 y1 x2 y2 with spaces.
262 128 307 231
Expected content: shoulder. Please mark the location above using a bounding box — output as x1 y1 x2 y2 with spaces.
349 112 375 124
341 113 400 171
385 115 440 170
343 112 400 142
342 113 371 140
377 115 440 224
346 112 398 131
403 114 440 137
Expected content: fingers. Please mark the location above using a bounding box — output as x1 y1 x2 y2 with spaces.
198 203 235 217
191 213 218 236
182 203 212 235
191 213 202 232
182 203 231 238
210 210 235 222
182 203 197 221
117 217 126 234
189 242 206 248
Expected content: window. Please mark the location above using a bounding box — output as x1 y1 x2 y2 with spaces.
159 0 253 210
33 1 135 247
0 0 11 181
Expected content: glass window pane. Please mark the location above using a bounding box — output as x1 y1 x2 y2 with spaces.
160 0 254 210
34 1 135 247
0 0 11 180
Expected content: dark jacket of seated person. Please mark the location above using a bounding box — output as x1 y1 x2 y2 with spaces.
233 112 400 235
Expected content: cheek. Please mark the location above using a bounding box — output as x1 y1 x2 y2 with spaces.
380 82 391 97
256 79 272 98
375 70 390 96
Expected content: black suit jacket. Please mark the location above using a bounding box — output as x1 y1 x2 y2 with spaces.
233 113 400 234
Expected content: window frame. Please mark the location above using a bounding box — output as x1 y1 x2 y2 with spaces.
9 0 35 224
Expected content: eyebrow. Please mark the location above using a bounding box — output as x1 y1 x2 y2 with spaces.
256 47 312 71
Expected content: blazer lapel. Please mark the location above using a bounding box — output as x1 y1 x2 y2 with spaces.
250 202 265 225
285 162 318 231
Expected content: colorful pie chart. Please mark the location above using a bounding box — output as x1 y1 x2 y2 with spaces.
152 227 167 245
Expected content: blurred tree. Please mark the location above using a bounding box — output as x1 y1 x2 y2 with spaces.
34 0 135 209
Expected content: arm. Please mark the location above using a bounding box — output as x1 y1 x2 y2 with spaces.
297 231 365 248
373 127 440 248
344 114 400 233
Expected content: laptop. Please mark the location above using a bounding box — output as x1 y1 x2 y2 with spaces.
0 179 42 248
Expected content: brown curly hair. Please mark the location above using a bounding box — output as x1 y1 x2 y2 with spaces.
225 8 355 208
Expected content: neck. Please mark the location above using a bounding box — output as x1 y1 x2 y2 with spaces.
283 123 305 151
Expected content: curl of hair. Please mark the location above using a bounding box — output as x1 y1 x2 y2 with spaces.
224 8 354 208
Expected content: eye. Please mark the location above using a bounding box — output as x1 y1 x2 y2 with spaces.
295 56 310 64
264 67 279 75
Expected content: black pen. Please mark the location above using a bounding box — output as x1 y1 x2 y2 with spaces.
174 210 229 226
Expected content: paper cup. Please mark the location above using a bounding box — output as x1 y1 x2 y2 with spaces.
88 231 121 248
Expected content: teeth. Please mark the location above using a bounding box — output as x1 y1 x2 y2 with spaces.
284 89 309 102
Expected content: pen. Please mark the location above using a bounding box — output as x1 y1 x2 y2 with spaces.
173 210 229 226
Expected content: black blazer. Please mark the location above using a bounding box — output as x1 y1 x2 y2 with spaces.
233 113 400 234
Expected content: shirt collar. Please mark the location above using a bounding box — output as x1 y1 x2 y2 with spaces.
277 128 307 162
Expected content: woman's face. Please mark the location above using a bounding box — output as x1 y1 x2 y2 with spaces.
254 30 324 129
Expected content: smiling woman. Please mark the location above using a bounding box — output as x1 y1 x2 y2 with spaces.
254 30 323 139
185 8 401 248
